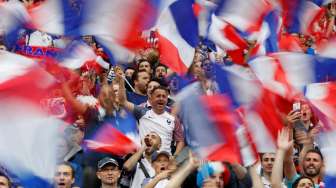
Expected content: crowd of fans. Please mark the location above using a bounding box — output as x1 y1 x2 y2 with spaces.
1 0 336 188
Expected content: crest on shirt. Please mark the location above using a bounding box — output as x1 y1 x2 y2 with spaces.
167 119 171 125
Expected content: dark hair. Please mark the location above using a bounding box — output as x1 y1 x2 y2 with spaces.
131 70 151 82
137 59 151 69
292 176 314 188
58 162 75 178
0 172 11 187
124 66 135 72
150 85 169 96
154 64 167 72
305 149 324 161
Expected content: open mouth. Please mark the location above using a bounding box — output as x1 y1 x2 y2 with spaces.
58 182 66 187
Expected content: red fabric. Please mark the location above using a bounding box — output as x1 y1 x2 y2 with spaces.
222 24 248 50
157 32 188 75
192 2 203 17
84 124 138 156
254 89 286 141
201 94 242 163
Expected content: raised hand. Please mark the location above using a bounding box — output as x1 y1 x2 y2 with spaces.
277 128 294 151
286 110 301 125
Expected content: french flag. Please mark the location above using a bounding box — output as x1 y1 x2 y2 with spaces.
208 14 248 51
80 0 161 63
215 0 272 33
278 0 306 33
214 63 289 153
83 113 140 156
177 64 260 162
305 82 336 130
0 51 57 102
249 52 336 98
27 0 81 36
299 1 325 36
193 0 217 37
178 92 242 163
0 1 30 48
56 40 109 70
155 0 199 74
0 51 61 187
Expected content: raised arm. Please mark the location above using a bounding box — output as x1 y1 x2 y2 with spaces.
61 81 88 115
165 151 199 188
271 128 293 188
117 74 135 112
123 145 147 172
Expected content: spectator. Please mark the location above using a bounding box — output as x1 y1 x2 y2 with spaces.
0 173 10 188
272 128 324 188
259 153 287 188
127 70 150 105
124 67 136 92
153 64 167 80
291 176 315 188
119 81 185 155
96 157 121 188
54 162 75 188
123 132 162 188
138 59 152 74
142 151 176 188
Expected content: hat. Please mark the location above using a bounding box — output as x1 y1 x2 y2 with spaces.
97 157 119 169
151 151 170 162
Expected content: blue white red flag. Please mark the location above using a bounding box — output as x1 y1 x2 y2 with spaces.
155 0 199 74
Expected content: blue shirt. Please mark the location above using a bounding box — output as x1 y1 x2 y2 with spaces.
127 91 148 105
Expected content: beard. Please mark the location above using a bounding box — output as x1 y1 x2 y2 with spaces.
304 165 320 177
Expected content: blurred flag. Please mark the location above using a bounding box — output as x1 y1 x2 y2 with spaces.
208 14 248 51
155 0 199 74
305 82 336 130
249 52 336 98
0 1 30 47
83 113 140 156
28 0 81 36
215 0 272 33
0 51 61 187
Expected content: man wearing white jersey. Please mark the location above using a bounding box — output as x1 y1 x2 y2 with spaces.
119 77 184 156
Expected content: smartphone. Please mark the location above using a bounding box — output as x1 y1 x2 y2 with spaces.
293 102 301 111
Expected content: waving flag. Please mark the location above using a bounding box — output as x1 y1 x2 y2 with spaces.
84 113 140 156
0 1 29 47
215 0 272 33
208 14 248 51
0 51 60 187
249 52 336 98
305 82 336 130
299 1 325 35
28 0 81 36
177 63 261 162
56 40 109 70
155 0 199 74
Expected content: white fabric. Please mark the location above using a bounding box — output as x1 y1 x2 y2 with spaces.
27 30 53 47
130 158 155 188
138 110 176 154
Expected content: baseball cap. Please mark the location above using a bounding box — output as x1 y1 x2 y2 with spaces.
151 151 170 162
97 157 119 169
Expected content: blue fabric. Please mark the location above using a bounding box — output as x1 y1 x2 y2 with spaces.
126 91 148 105
170 0 199 47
